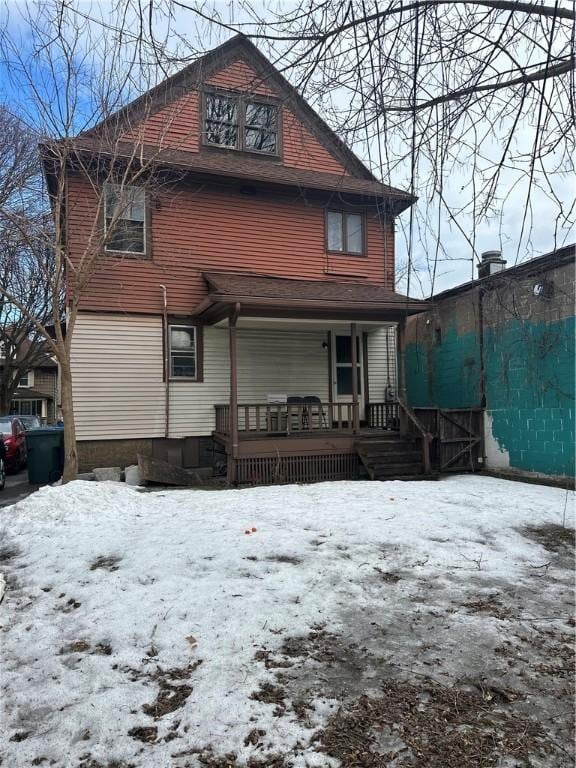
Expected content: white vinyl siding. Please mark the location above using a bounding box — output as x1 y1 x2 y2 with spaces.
168 327 330 438
367 326 397 401
71 314 165 440
71 315 397 441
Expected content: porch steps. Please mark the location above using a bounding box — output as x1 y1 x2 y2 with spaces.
355 433 435 481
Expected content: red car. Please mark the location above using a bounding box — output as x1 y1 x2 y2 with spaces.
0 416 27 473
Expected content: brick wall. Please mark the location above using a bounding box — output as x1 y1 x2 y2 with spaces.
405 291 482 408
405 256 575 481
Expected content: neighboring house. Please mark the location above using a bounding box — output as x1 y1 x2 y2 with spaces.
405 245 575 484
46 35 441 482
1 344 59 423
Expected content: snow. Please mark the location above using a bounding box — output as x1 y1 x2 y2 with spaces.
0 476 574 766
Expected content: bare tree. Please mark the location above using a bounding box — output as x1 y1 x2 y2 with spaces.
0 106 56 414
0 2 184 481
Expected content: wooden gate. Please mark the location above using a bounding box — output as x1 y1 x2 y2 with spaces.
413 408 483 472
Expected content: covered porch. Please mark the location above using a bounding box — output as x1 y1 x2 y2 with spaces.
194 272 430 484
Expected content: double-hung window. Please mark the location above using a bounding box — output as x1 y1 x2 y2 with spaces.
169 326 197 379
18 372 32 387
204 92 279 155
326 210 364 255
104 183 147 255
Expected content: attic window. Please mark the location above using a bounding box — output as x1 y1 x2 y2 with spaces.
204 92 279 156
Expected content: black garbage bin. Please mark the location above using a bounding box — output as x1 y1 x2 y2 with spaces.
26 428 64 485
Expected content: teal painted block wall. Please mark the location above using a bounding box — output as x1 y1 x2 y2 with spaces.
405 260 575 480
483 316 574 478
406 322 481 409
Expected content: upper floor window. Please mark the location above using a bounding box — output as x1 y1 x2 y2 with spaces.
104 183 147 255
170 325 197 379
204 92 279 156
18 371 33 387
326 210 365 255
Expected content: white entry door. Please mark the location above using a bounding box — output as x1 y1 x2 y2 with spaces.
331 333 365 416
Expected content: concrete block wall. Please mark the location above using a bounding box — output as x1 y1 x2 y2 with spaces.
405 256 575 482
482 262 574 479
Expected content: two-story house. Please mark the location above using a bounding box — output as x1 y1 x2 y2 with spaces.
50 35 431 483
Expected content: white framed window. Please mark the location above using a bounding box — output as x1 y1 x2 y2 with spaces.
169 326 197 379
18 371 34 388
326 210 365 255
104 183 147 255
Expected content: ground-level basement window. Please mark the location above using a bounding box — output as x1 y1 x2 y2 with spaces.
169 325 197 379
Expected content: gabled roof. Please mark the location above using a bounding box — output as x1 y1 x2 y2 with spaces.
85 35 379 184
195 271 428 323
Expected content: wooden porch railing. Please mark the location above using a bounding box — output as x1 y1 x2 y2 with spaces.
366 401 400 430
215 402 359 435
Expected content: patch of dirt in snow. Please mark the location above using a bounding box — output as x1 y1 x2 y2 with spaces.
136 660 202 718
173 746 290 767
78 758 136 768
521 523 575 555
316 682 548 767
0 543 21 562
89 554 122 571
460 593 515 620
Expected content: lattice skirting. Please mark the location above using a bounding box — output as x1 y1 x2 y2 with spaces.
236 453 359 485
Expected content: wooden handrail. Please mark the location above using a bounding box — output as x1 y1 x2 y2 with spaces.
214 402 359 435
397 398 433 475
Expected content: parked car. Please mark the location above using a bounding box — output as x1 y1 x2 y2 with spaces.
18 415 42 430
0 416 27 472
0 438 5 490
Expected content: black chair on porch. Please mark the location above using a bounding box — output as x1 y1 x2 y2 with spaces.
287 396 306 431
303 396 328 429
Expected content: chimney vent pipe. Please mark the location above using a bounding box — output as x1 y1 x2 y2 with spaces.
478 250 506 278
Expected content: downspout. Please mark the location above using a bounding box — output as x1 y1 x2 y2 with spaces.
228 302 241 484
478 287 487 464
160 285 169 439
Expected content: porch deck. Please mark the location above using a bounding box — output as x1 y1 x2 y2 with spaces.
212 401 424 484
212 401 482 484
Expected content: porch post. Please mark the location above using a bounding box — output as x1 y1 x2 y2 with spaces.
397 317 407 433
351 322 359 432
227 303 241 484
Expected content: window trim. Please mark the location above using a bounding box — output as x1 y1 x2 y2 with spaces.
325 209 367 257
103 182 150 258
168 323 203 382
18 371 34 388
201 88 282 158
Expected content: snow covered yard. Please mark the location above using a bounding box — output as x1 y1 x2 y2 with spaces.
0 476 574 768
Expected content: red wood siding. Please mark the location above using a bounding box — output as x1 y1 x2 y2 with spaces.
122 91 200 152
66 175 395 315
121 55 349 176
207 57 276 95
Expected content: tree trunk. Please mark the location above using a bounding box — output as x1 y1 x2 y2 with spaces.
59 359 78 483
0 386 11 416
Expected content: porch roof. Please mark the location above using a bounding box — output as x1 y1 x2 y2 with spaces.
194 272 429 323
12 388 53 401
